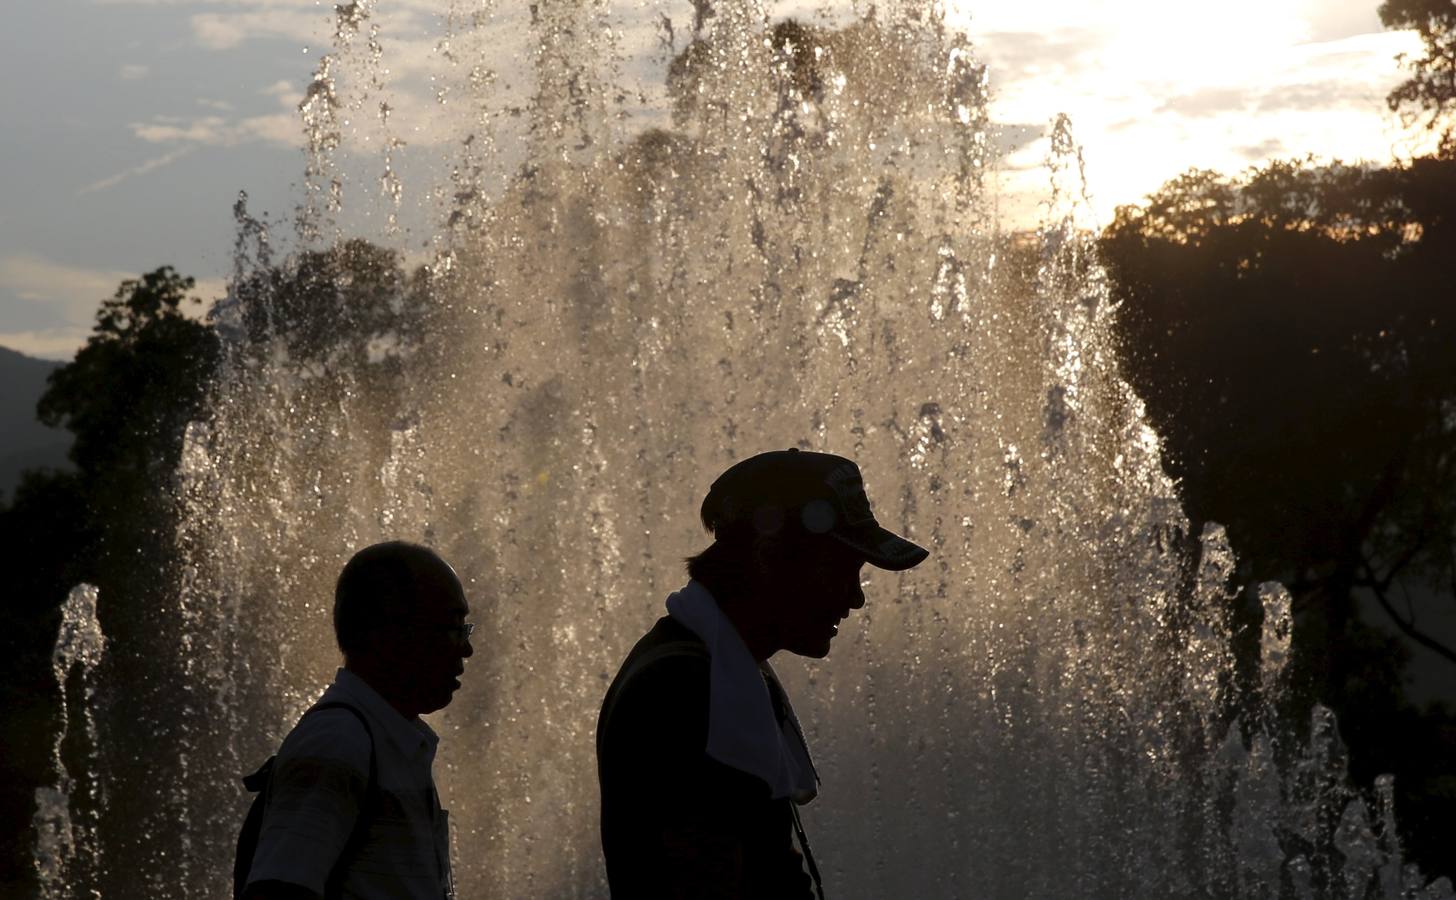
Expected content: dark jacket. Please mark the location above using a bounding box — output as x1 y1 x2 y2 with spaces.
597 616 815 899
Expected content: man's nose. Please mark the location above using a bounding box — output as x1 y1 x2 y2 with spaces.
460 636 475 658
848 580 866 610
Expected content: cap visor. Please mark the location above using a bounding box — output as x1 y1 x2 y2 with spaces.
833 524 929 571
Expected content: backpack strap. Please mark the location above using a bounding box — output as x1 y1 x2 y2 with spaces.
236 701 377 899
308 702 377 900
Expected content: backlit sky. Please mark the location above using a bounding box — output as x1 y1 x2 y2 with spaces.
0 0 1431 359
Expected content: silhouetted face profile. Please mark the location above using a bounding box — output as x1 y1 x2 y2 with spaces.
760 538 867 659
692 449 928 660
335 542 474 717
381 565 472 715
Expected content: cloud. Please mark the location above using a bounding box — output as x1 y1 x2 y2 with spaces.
948 3 1434 228
0 255 133 311
129 111 299 148
994 123 1045 156
0 257 226 360
191 10 326 50
77 146 196 195
119 63 150 80
236 112 300 145
126 76 305 154
1237 138 1285 160
192 276 228 303
1156 87 1254 117
0 254 224 307
0 328 94 361
132 115 232 145
977 29 1104 83
183 1 441 51
1304 0 1383 42
1254 81 1377 114
0 255 134 357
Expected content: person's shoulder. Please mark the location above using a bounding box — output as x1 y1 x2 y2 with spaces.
637 615 707 658
629 647 709 699
600 621 710 764
624 617 709 685
606 617 709 723
276 704 372 775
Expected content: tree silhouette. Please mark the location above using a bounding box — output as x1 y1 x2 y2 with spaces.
2 243 431 891
40 267 218 482
1381 0 1456 152
225 239 433 380
1099 155 1456 878
0 266 220 893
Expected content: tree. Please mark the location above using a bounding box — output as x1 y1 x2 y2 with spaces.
225 238 433 380
1099 156 1456 879
40 267 219 487
2 243 427 891
1 266 220 895
0 471 92 896
1381 0 1456 152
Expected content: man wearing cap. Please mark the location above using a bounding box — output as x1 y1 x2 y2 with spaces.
596 449 928 899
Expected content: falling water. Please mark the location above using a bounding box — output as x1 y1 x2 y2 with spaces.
33 584 106 898
34 1 1456 897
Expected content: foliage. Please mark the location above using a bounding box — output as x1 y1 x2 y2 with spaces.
1381 0 1456 150
40 266 218 490
0 266 220 893
1099 155 1456 878
0 173 1451 884
0 243 437 890
226 239 433 377
0 471 92 896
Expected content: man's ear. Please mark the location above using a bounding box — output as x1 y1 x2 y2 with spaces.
359 623 391 661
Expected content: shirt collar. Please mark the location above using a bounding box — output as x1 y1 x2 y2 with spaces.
666 581 818 802
329 667 439 760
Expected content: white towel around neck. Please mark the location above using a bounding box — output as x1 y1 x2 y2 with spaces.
665 580 819 803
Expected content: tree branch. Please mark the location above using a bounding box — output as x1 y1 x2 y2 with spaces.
1359 559 1456 666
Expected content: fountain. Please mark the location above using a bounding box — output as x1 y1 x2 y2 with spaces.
33 585 106 899
31 0 1456 897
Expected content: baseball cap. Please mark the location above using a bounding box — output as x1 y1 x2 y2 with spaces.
700 448 930 571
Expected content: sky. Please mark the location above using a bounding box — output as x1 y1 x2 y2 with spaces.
0 0 1433 361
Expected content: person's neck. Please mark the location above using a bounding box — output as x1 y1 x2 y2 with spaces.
697 577 778 663
344 660 418 719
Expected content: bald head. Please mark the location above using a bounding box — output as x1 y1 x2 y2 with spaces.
333 541 465 659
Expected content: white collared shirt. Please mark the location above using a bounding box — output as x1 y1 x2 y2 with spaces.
246 668 452 899
666 580 819 803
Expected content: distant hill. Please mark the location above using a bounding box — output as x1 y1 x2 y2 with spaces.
0 346 72 500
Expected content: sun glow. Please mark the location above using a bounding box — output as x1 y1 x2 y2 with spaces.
938 0 1432 226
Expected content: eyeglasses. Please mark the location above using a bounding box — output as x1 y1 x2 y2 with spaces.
446 623 476 642
408 621 476 642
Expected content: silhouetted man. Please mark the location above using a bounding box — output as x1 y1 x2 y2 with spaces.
241 541 472 900
596 449 928 898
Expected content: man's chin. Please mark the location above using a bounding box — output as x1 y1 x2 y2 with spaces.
420 686 460 715
789 639 834 659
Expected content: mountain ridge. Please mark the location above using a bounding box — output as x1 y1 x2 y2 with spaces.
0 345 72 500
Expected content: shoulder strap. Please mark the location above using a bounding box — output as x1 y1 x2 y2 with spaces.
236 701 377 898
307 702 377 900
